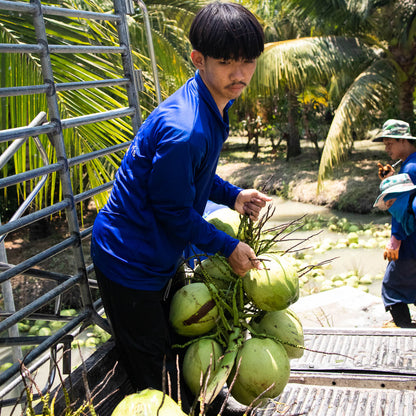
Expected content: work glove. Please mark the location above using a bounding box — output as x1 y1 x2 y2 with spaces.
377 162 395 180
384 235 401 261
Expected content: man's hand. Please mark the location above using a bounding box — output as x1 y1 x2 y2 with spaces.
234 189 272 221
384 235 401 261
377 162 395 180
228 241 262 277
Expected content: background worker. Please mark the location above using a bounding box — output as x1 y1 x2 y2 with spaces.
91 1 269 410
373 120 416 327
373 173 416 327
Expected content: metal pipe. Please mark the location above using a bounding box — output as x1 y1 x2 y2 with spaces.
0 112 47 170
135 0 162 104
0 235 79 285
0 0 120 21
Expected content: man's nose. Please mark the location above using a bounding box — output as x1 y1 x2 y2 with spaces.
231 64 245 80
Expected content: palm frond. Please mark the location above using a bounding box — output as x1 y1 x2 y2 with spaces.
252 36 371 93
317 58 396 190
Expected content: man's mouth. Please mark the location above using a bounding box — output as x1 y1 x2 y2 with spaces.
227 82 246 89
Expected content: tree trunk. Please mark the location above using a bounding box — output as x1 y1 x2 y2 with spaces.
286 90 301 160
399 77 416 131
302 106 321 160
391 44 416 131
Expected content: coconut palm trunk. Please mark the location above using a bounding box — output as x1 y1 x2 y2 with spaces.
286 89 301 160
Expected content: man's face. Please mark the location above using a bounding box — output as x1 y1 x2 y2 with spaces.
191 51 257 112
383 138 406 160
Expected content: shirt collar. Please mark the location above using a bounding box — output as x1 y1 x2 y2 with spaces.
194 70 234 123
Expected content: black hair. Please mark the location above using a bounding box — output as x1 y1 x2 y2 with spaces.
189 2 264 60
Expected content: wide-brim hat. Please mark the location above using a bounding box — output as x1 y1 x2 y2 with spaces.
372 119 416 142
373 173 416 210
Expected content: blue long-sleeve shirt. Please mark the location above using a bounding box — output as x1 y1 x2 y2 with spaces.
91 71 241 290
391 151 416 258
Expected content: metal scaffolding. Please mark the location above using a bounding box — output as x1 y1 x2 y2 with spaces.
0 0 160 408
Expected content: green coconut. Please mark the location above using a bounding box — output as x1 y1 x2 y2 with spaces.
111 389 186 416
243 254 299 311
183 338 223 396
228 337 290 406
253 309 304 359
205 207 241 239
194 256 234 289
169 283 218 336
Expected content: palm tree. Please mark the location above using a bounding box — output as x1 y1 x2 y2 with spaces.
247 33 373 161
275 0 414 187
239 0 373 163
235 0 314 159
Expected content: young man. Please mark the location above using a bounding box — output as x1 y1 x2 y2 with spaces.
373 120 416 327
91 1 269 407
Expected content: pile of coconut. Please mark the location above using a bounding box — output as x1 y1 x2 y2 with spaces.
113 205 309 415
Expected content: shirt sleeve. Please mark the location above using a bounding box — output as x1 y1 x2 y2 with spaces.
148 136 239 258
400 160 416 183
209 174 242 209
394 159 416 239
391 217 407 240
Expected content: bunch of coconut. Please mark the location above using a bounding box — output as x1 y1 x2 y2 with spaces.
169 205 305 410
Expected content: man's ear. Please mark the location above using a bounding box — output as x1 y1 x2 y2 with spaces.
191 50 205 69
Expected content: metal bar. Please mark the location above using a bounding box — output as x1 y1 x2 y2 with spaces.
0 311 74 321
0 174 48 241
0 336 51 346
0 43 43 53
0 265 72 283
135 0 161 104
0 108 133 143
0 78 130 98
61 107 135 129
48 45 126 54
0 112 47 170
0 220 23 369
0 235 78 285
56 78 130 92
0 201 69 237
0 311 89 387
0 84 50 97
0 334 76 403
0 122 57 142
290 371 416 390
73 182 114 204
0 113 51 243
0 162 61 189
0 0 36 13
68 141 129 167
0 0 120 21
41 4 120 21
0 274 82 334
0 44 126 55
303 327 416 337
113 0 142 131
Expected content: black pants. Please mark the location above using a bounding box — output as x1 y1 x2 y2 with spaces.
94 266 191 409
389 302 415 328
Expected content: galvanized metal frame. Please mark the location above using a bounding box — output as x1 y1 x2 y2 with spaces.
0 0 160 407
